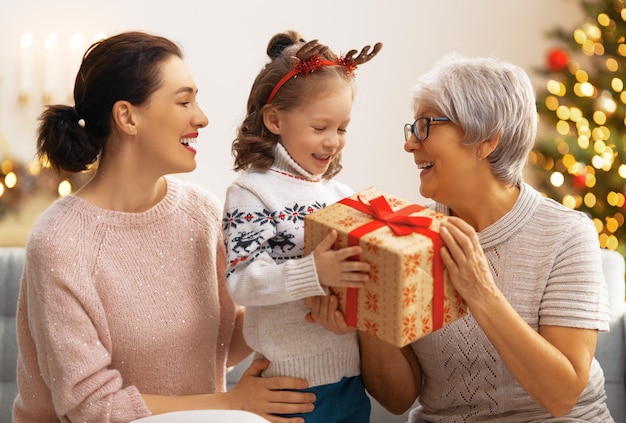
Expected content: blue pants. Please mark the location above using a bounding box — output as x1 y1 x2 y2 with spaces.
279 375 371 423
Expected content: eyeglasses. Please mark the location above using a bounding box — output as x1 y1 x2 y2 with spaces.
404 117 451 142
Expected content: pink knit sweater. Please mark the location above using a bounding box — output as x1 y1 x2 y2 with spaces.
13 177 237 423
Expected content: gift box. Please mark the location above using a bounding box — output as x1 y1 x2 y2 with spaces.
304 186 467 347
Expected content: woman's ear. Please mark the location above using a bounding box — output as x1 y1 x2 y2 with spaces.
111 100 137 136
262 106 281 136
478 134 500 160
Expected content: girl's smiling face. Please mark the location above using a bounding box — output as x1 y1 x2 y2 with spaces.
266 79 353 175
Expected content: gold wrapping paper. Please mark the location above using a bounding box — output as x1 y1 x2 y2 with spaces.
304 186 467 347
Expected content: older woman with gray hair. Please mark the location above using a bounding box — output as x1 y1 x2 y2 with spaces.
308 53 613 421
362 53 613 422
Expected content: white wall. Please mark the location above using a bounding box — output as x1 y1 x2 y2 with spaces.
0 0 583 204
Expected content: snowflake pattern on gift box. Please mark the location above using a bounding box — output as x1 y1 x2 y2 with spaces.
364 290 379 313
336 215 361 228
364 319 379 336
403 252 422 276
443 305 453 324
420 315 432 335
403 283 418 307
364 236 382 253
369 262 379 284
432 213 445 224
452 295 467 317
403 313 418 340
385 196 403 209
427 244 435 262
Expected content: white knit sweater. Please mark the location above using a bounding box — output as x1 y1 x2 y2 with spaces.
222 143 360 387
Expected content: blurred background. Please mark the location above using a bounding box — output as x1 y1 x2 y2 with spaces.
1 0 624 257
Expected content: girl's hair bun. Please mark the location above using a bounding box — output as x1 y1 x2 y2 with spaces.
266 30 304 59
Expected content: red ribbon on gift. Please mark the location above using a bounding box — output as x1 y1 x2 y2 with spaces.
338 195 445 335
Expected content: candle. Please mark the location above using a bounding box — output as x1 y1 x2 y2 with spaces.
68 33 83 100
19 32 33 95
44 32 59 103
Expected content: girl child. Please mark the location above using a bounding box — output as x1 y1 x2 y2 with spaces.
222 30 382 422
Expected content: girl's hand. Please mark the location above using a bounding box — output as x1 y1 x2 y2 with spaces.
313 230 369 288
304 294 355 335
228 358 315 423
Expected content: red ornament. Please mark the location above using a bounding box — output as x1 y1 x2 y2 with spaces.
547 48 569 73
572 173 586 189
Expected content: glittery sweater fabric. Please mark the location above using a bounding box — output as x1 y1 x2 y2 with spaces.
408 182 612 422
13 176 237 423
222 143 361 388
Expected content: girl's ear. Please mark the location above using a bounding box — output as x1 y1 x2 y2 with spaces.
111 100 137 136
262 106 281 135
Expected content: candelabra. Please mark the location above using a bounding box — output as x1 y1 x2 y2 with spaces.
18 31 105 107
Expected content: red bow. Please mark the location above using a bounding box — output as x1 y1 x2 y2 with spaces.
338 195 445 335
339 195 432 238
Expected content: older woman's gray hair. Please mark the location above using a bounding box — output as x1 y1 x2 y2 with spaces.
411 53 537 187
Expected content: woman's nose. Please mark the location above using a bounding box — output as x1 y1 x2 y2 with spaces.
404 135 421 153
194 106 209 128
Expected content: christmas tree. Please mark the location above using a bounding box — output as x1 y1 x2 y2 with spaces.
527 0 626 256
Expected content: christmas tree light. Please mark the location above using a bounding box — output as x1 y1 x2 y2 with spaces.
528 0 626 256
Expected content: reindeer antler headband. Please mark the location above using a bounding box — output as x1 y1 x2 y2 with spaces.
266 40 383 104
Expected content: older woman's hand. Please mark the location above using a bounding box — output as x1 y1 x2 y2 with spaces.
438 217 499 308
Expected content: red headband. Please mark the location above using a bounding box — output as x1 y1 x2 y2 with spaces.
266 54 358 104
